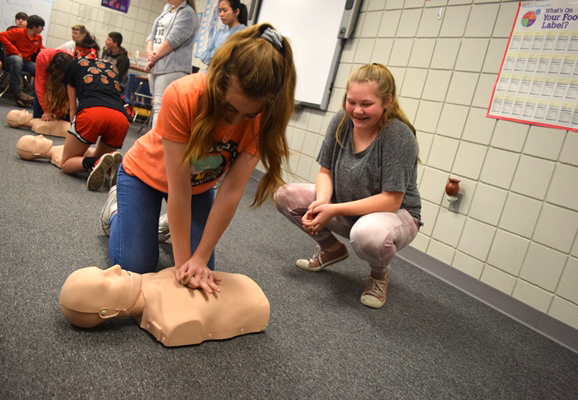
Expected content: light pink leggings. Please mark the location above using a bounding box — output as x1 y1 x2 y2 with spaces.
273 183 419 279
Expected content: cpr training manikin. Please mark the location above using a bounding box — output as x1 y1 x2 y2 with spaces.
7 109 70 137
60 266 271 347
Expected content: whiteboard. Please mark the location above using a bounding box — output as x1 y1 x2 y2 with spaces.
254 0 348 110
0 0 53 42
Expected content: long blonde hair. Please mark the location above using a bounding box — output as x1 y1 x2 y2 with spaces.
337 63 416 144
44 52 73 116
181 23 296 206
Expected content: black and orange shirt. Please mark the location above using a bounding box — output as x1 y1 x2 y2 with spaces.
63 57 128 119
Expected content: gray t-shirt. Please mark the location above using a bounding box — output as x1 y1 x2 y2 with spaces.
316 111 422 223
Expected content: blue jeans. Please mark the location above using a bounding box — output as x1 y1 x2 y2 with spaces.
109 165 215 274
33 91 43 118
7 55 35 95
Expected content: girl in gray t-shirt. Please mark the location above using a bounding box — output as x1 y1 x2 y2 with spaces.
274 63 421 309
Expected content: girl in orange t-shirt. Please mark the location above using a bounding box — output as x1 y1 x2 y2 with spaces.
100 24 296 293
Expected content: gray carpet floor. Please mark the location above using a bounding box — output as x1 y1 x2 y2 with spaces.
1 99 578 399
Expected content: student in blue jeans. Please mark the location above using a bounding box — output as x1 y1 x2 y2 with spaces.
100 24 297 293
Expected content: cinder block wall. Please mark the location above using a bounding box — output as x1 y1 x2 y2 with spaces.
45 0 578 331
279 0 578 331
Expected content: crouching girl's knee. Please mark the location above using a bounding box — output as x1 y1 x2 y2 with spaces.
350 216 394 262
272 184 290 210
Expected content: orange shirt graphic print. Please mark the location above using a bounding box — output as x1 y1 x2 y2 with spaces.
190 154 226 186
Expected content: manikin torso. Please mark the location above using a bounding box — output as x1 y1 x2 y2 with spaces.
60 266 270 347
139 268 270 346
7 110 70 138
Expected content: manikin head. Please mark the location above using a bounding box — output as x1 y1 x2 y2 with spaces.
60 265 143 328
16 135 53 160
7 109 33 128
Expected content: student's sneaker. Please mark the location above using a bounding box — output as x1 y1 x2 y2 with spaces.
158 213 170 242
108 151 123 187
100 185 117 236
87 153 114 191
295 243 349 272
360 272 389 309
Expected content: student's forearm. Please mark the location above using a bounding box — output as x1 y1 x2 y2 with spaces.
67 85 76 119
154 41 174 60
0 35 19 55
191 175 246 264
315 168 333 203
168 191 193 268
332 192 403 216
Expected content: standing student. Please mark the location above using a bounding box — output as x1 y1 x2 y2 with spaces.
200 0 247 66
145 0 198 126
274 63 422 309
61 37 129 191
100 24 296 293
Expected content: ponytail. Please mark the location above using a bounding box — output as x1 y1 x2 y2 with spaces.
226 0 248 25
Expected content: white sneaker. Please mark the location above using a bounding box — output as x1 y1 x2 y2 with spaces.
158 213 170 242
100 185 117 236
87 153 114 191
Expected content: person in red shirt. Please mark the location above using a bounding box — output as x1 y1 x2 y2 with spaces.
33 48 73 120
0 15 45 103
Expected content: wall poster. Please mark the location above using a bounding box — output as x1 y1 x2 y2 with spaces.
488 0 578 132
101 0 130 14
195 0 224 59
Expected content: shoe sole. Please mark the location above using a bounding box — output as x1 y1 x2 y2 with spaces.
295 252 349 272
109 152 123 187
360 295 386 309
87 154 114 191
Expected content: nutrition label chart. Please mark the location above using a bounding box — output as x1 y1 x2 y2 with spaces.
488 0 578 132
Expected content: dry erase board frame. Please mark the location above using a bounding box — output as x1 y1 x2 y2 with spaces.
251 0 350 110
